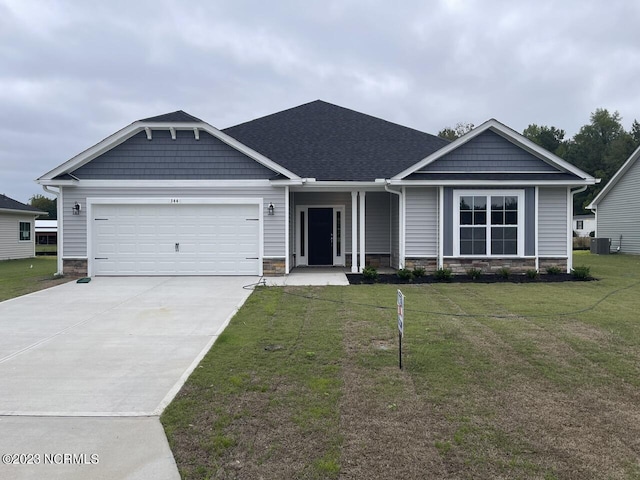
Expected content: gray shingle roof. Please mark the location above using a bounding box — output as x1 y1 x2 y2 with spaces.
222 100 449 181
139 110 204 123
0 194 46 214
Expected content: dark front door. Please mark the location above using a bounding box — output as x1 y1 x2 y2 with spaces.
308 208 333 265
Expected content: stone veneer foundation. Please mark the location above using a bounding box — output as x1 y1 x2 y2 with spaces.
63 258 88 276
263 258 286 276
443 258 536 274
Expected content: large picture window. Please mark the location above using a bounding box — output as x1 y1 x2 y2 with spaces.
454 190 523 257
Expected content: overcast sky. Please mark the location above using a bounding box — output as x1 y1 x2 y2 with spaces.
1 0 639 203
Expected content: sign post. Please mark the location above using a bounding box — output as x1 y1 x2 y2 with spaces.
397 289 404 370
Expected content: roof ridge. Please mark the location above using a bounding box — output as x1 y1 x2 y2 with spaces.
139 110 204 123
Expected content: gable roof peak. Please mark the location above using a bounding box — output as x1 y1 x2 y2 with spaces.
139 110 204 123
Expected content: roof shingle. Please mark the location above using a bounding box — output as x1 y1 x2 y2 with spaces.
0 194 46 214
222 100 449 181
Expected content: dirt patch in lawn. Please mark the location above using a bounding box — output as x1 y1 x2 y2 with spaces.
339 318 451 479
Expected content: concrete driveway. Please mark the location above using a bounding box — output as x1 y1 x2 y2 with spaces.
0 276 256 479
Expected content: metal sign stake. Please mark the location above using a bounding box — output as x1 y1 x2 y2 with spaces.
397 289 404 370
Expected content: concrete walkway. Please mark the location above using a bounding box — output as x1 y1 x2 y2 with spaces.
263 267 350 286
0 277 256 480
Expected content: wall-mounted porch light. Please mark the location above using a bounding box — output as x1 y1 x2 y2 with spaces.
268 202 275 216
72 202 81 215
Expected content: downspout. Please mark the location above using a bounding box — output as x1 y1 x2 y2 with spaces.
385 183 403 269
42 185 63 276
568 185 588 273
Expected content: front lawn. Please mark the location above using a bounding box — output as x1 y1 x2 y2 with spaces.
162 252 640 479
0 257 70 302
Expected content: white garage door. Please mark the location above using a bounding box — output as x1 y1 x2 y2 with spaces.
92 203 260 275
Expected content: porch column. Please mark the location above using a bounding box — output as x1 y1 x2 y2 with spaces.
351 191 358 273
359 191 366 273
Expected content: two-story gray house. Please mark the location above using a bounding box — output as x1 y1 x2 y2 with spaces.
37 101 597 277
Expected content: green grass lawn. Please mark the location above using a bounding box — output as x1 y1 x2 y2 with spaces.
0 257 69 302
162 252 640 479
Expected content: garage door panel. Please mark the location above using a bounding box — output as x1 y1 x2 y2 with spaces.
93 203 260 275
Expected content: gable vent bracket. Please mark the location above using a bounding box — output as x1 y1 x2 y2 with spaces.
193 127 200 141
144 127 152 141
169 127 176 140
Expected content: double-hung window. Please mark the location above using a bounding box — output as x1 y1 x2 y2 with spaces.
454 190 524 257
19 221 31 241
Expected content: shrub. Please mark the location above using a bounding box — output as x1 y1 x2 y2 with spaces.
496 267 510 279
467 268 482 280
362 265 378 281
546 266 563 275
396 268 414 281
571 265 591 281
525 269 539 279
434 268 452 282
412 266 426 278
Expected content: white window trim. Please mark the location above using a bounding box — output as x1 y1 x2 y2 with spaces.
18 221 32 242
453 189 525 258
295 205 346 267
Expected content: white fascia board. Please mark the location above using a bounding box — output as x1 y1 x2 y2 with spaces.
587 144 640 209
0 208 46 216
59 179 275 188
37 122 141 180
393 119 597 182
387 178 597 187
38 120 302 182
36 179 79 186
289 181 386 193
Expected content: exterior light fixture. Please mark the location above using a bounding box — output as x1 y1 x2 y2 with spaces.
72 202 81 215
268 202 275 216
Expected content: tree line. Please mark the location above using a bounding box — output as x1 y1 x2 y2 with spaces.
439 109 640 214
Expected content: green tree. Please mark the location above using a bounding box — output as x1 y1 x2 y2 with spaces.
29 194 56 219
564 109 638 213
438 122 474 141
522 124 566 155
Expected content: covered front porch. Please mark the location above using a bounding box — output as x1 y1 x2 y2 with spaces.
288 188 400 273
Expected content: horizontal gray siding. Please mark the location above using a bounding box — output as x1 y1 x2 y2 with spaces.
422 130 558 172
0 214 35 260
597 158 640 254
538 187 568 256
405 187 438 257
61 186 286 257
365 192 390 253
71 130 277 179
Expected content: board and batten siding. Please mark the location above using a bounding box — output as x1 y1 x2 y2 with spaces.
0 214 35 260
596 158 640 254
61 186 286 258
538 187 568 256
405 187 438 257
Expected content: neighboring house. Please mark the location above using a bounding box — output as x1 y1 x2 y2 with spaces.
36 101 597 277
0 194 47 260
35 220 58 251
587 145 640 254
573 214 595 237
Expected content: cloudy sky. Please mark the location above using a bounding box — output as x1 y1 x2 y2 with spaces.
1 0 639 203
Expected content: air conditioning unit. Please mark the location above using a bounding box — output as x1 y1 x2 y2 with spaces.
590 238 610 255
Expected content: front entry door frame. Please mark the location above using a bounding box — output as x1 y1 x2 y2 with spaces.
295 205 345 266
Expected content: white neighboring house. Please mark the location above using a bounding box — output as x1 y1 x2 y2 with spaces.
0 194 47 260
573 214 595 237
587 145 640 254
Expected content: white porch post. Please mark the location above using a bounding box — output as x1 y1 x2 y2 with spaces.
285 186 290 274
351 191 358 273
359 191 366 273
